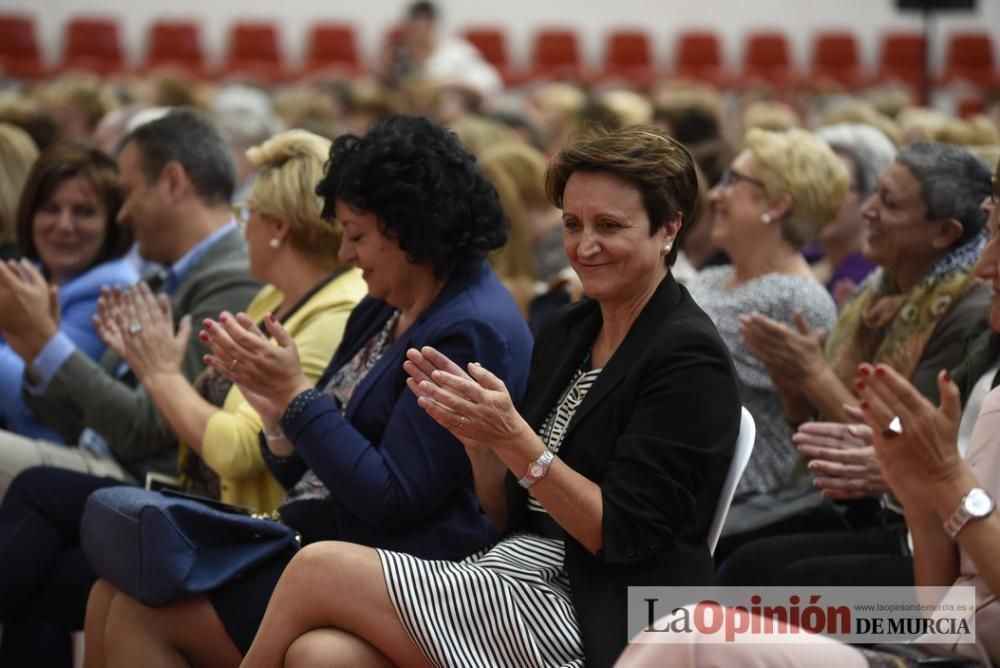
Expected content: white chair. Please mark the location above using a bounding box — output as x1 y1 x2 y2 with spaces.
707 407 756 556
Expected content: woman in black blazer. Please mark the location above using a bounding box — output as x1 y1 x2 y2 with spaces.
240 125 742 668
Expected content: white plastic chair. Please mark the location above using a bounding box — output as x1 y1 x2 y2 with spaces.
707 407 756 556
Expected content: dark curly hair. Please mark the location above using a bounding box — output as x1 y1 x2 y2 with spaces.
316 115 508 279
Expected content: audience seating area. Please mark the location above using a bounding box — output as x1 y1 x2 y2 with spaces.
2 13 998 95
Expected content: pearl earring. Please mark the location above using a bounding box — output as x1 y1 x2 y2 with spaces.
663 242 672 252
761 213 772 224
269 238 280 249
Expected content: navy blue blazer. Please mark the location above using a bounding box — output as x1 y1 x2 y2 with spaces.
266 261 533 561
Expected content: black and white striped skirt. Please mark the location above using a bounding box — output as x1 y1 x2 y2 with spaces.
378 531 584 668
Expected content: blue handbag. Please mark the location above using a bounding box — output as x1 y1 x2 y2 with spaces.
81 487 300 607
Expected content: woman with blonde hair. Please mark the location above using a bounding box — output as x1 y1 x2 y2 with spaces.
0 123 39 258
688 128 845 496
0 129 367 667
479 141 565 314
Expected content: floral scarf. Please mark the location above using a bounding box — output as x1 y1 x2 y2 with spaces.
826 231 986 388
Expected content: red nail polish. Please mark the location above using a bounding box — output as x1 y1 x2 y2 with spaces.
874 367 886 377
855 381 866 391
199 331 209 342
203 321 213 330
268 313 276 324
860 401 868 410
858 366 871 377
943 370 952 383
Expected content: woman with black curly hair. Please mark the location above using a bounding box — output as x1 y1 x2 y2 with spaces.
84 115 534 667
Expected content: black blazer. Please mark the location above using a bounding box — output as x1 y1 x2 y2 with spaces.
505 274 741 667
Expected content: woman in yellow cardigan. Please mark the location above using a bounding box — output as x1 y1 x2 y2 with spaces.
95 129 366 511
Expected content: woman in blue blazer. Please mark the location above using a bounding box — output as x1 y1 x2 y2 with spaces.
0 143 136 441
86 116 533 666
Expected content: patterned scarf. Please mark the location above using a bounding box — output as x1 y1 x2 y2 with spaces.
826 231 986 388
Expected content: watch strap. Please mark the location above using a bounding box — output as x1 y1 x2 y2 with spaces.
944 488 996 539
518 448 554 489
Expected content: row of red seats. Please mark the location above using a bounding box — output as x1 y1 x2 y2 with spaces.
1 15 997 92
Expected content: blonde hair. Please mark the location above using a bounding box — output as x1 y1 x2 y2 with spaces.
479 142 550 312
742 100 800 132
744 127 849 248
0 123 39 245
246 129 341 270
595 90 653 128
817 99 903 147
448 114 517 157
40 77 118 134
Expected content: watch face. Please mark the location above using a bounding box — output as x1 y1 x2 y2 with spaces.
966 489 995 517
529 464 544 477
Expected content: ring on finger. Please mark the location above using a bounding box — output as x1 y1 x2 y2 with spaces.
230 357 240 370
888 416 903 435
128 321 143 335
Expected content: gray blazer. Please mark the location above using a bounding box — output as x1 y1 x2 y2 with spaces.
25 228 260 480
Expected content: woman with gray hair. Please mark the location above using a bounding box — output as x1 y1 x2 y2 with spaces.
812 123 897 308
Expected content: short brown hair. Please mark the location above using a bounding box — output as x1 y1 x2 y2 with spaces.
16 142 132 267
545 125 698 266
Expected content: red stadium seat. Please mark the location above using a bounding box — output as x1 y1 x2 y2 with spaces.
874 32 927 92
144 20 207 78
302 23 362 77
60 17 126 76
0 14 45 79
598 29 654 88
939 31 997 88
672 31 728 87
739 31 797 89
462 26 525 86
529 28 586 82
810 31 867 89
220 22 286 83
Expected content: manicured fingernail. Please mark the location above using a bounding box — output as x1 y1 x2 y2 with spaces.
268 313 276 324
854 380 866 391
199 331 209 342
858 366 871 377
943 370 952 383
203 321 213 330
860 401 868 409
874 367 886 377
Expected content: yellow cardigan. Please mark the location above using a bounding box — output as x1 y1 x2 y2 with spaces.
196 268 367 512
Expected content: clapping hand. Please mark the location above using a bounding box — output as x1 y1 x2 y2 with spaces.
93 282 190 382
404 345 526 452
200 312 311 426
739 311 827 391
0 259 60 362
855 363 963 514
793 419 887 500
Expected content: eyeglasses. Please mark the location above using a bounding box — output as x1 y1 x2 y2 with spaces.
719 168 766 192
992 176 999 206
232 204 250 232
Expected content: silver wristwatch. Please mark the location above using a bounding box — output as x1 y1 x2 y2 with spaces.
943 488 995 539
517 449 554 489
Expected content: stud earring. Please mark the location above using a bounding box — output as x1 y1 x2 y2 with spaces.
663 242 672 253
269 238 280 249
761 213 772 224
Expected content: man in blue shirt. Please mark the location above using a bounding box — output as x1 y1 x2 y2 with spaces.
0 109 260 498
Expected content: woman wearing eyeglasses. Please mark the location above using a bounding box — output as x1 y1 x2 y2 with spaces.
687 128 846 500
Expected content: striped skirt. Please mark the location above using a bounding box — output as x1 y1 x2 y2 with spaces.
378 532 584 668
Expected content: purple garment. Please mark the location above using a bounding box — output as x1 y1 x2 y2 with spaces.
827 251 876 294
